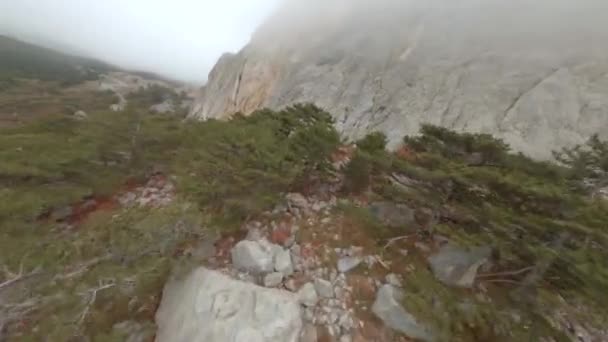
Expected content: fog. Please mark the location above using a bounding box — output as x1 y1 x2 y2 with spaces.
1 0 607 84
0 0 280 84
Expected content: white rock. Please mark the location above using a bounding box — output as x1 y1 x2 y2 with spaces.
155 267 302 342
274 249 294 276
231 240 274 274
297 282 319 307
314 278 334 299
385 273 403 287
337 257 362 273
264 272 284 287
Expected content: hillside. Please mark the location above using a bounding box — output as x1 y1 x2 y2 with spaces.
189 0 608 160
0 37 195 127
0 35 116 86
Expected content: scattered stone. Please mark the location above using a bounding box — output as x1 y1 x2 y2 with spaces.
372 285 434 341
74 110 88 120
363 255 377 268
338 257 362 273
368 202 416 228
428 244 491 288
264 272 284 287
314 278 334 299
231 240 274 274
149 100 175 114
286 193 309 208
385 274 402 287
285 279 297 292
155 267 302 342
297 282 319 307
275 248 294 276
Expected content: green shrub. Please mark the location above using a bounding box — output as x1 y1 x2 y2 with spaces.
356 131 388 153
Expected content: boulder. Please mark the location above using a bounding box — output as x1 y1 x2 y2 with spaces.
155 267 302 342
264 272 284 287
337 257 362 273
231 240 274 274
297 282 319 307
369 202 416 228
428 244 491 288
274 248 294 276
372 284 434 341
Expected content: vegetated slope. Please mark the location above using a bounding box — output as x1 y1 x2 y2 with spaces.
0 35 115 85
189 0 608 159
0 101 606 340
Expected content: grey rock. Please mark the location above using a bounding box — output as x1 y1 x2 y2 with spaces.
149 100 175 114
337 257 362 273
73 110 88 120
385 273 403 287
264 272 284 287
155 267 302 342
286 193 309 208
369 202 416 228
189 0 608 160
231 240 274 274
428 244 492 288
275 248 294 276
372 284 435 341
297 282 319 307
314 278 334 299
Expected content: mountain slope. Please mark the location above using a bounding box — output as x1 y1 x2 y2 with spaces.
0 35 116 85
189 0 608 159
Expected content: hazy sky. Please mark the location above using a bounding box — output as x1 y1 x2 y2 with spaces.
0 0 280 84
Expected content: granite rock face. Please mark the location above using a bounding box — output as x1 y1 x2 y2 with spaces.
189 0 608 159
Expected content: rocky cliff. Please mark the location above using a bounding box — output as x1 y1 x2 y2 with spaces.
189 0 608 159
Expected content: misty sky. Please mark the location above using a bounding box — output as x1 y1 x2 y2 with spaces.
0 0 280 84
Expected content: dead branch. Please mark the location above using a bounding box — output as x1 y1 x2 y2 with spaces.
481 279 524 285
76 280 115 325
383 235 412 250
476 266 535 278
0 262 42 291
53 253 113 281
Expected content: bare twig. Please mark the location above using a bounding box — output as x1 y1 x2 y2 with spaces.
383 235 412 250
0 263 42 291
481 279 524 285
476 266 535 278
76 280 115 325
53 253 113 281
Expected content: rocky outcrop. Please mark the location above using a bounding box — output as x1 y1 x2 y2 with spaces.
155 267 302 342
189 0 608 159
